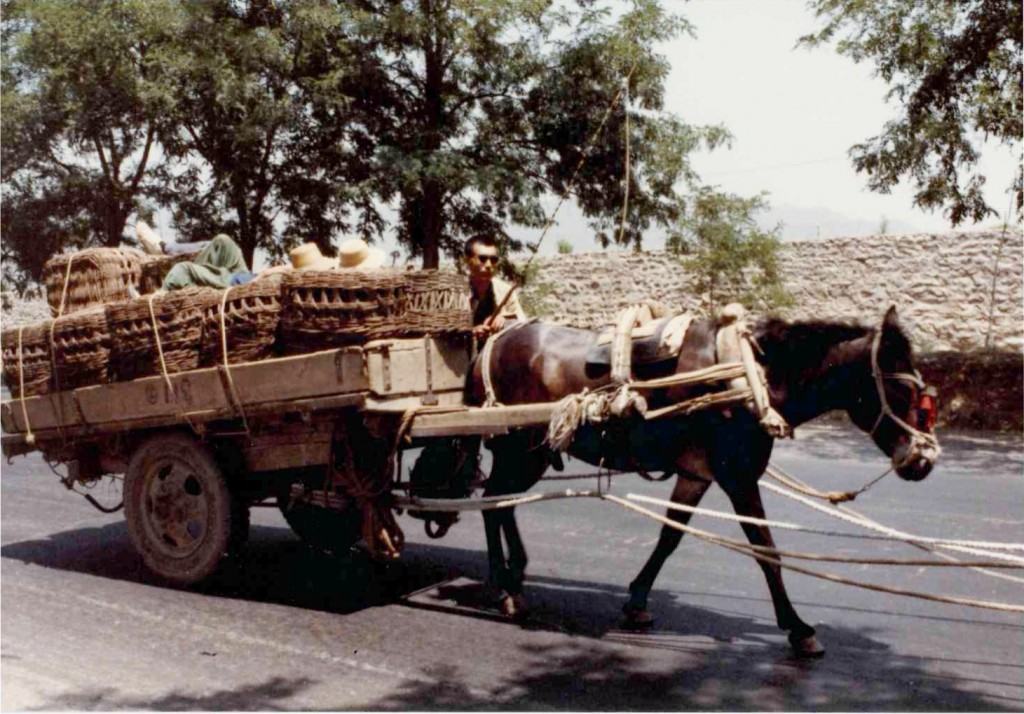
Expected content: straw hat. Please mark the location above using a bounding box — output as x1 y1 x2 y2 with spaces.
289 243 338 271
338 238 386 270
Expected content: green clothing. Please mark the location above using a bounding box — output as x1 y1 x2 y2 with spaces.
162 234 248 290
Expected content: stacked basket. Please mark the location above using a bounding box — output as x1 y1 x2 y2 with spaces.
1 322 54 398
43 248 148 317
4 266 473 397
278 270 410 353
200 277 283 366
106 288 220 382
51 307 111 391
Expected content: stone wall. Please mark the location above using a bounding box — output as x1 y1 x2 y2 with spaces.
526 229 1024 352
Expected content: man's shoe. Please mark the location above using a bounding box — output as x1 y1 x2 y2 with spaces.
136 220 164 255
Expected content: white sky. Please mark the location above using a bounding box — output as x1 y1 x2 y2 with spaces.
505 0 1021 255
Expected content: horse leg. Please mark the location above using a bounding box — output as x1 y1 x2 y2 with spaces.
483 435 548 618
723 486 825 658
622 474 712 629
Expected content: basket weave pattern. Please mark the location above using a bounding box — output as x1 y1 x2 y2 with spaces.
107 288 219 381
1 322 54 398
51 307 111 391
279 271 409 352
402 272 472 335
43 248 146 317
200 278 283 366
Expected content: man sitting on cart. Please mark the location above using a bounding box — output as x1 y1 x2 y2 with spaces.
464 235 526 341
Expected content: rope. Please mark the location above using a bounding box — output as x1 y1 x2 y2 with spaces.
602 494 1024 613
763 466 1024 559
394 488 1024 610
217 287 249 437
56 253 74 319
766 463 893 505
764 466 1024 584
16 327 35 446
146 294 198 435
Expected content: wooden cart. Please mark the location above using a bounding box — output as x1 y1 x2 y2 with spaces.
1 334 553 584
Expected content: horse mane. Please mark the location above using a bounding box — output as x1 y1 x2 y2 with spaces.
752 317 893 387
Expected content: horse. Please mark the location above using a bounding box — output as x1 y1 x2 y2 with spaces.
465 306 939 657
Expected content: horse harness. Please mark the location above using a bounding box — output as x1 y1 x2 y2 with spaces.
868 327 941 468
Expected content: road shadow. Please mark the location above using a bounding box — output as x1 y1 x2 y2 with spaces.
4 523 1021 711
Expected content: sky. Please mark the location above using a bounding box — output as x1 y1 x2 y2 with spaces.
505 0 1021 255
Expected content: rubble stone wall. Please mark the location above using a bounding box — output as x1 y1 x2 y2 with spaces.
527 229 1024 352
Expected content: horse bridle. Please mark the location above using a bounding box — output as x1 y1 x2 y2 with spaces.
868 328 941 468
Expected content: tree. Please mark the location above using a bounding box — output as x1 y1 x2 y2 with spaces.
801 0 1023 225
1 0 176 279
353 0 728 267
556 239 574 254
669 189 792 314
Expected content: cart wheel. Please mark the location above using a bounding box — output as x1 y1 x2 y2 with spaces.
125 432 247 585
278 496 363 557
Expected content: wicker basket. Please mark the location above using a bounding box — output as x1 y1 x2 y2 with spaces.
43 248 147 317
401 271 472 336
107 288 219 381
1 322 53 398
139 253 198 294
199 278 283 366
51 306 111 391
279 270 409 353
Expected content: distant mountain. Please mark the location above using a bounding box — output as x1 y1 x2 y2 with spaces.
759 204 922 241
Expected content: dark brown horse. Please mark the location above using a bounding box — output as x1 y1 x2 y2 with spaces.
466 307 939 657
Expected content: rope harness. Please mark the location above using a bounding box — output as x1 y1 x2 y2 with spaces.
868 326 942 470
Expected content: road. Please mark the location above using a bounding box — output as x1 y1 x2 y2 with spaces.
2 422 1022 710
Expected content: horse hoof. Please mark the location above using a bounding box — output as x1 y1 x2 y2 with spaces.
621 607 655 631
500 594 529 619
791 634 826 658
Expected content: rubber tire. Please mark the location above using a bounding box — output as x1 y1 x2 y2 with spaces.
125 432 247 586
278 497 363 557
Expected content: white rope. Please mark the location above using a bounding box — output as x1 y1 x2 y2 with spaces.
762 471 1024 564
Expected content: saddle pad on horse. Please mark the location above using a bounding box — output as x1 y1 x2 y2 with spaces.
585 312 693 373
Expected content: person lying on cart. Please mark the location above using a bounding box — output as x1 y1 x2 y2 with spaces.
135 220 386 292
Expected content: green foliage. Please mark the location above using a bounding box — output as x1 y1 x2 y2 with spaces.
669 189 793 313
2 0 176 279
556 239 574 254
801 0 1023 225
514 258 555 318
2 0 732 280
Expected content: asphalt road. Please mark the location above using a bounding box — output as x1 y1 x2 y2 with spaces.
2 422 1022 710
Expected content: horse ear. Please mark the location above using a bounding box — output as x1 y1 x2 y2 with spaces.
882 305 899 331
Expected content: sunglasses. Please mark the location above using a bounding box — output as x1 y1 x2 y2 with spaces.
474 254 500 265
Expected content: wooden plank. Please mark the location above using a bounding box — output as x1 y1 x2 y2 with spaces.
1 392 366 446
0 348 367 435
406 403 556 437
243 422 334 471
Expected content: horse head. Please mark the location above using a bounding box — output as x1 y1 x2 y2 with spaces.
846 306 940 481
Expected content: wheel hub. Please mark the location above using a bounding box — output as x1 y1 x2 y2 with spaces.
142 462 210 559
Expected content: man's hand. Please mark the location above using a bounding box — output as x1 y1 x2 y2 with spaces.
472 314 506 340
